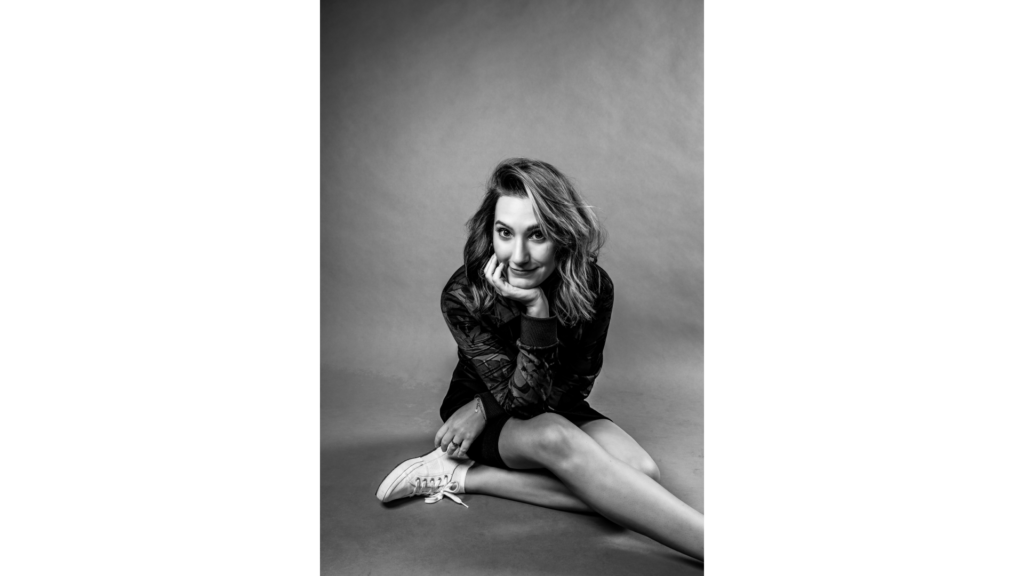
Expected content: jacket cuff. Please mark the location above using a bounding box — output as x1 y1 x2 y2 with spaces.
520 313 557 347
476 393 506 422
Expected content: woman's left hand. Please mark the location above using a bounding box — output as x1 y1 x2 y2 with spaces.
434 398 486 460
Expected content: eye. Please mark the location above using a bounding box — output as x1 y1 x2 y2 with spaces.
530 231 546 241
496 227 512 239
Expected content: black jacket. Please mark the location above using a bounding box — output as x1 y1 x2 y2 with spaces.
439 263 614 421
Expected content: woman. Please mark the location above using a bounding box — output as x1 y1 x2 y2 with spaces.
376 158 704 561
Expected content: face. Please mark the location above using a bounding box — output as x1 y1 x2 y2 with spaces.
492 195 559 289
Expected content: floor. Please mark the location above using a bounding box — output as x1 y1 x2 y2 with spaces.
321 364 703 575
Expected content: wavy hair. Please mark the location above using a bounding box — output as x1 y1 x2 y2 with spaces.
462 158 606 326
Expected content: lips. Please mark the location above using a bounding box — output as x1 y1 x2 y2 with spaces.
510 267 535 273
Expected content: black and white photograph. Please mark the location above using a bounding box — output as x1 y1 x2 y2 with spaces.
321 0 704 573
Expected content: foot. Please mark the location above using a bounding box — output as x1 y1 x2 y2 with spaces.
376 447 474 507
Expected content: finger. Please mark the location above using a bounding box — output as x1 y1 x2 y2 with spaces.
491 261 507 293
440 429 456 452
447 434 465 456
495 271 519 298
483 260 497 289
489 271 506 296
455 436 473 460
434 423 449 448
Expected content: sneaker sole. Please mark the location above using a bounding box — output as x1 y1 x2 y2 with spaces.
375 449 438 502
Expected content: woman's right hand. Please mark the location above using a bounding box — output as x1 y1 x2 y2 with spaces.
484 254 548 315
434 398 486 460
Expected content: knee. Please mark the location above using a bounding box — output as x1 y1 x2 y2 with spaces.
635 456 661 482
528 413 584 463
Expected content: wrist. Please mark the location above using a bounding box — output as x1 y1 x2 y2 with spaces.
472 395 488 422
525 295 549 318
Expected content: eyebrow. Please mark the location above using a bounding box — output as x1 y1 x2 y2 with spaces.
494 220 542 233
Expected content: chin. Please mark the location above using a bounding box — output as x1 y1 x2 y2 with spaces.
508 278 536 290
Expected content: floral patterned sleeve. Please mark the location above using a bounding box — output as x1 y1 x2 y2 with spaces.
441 281 559 420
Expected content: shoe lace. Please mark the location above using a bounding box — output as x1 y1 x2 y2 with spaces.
411 475 468 508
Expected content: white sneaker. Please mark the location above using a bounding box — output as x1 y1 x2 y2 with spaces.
376 447 474 507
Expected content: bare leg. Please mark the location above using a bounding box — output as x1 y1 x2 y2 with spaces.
464 465 593 514
499 414 704 561
462 419 662 515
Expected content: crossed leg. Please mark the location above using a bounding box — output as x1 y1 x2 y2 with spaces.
464 419 659 513
463 415 702 560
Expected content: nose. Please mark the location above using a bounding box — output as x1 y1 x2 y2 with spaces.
511 238 530 267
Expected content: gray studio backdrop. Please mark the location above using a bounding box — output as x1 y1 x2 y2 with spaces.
322 0 702 504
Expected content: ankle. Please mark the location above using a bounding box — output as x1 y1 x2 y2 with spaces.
451 460 473 493
462 463 489 493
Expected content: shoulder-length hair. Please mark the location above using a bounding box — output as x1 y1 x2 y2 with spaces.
462 158 606 326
